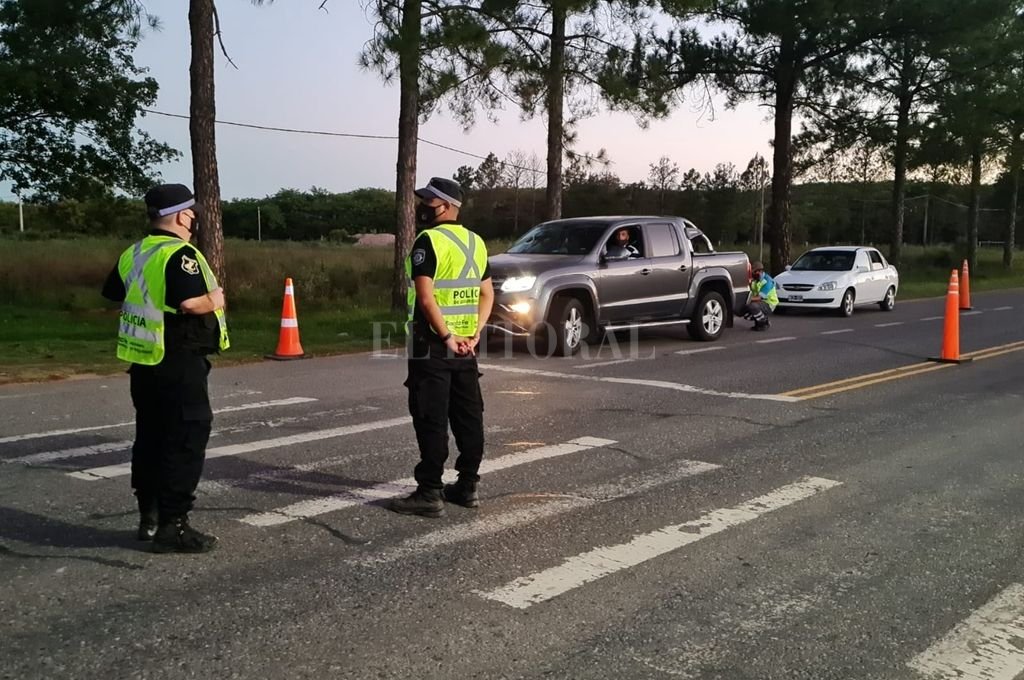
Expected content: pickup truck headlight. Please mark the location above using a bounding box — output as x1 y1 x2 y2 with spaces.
818 281 838 291
501 276 536 293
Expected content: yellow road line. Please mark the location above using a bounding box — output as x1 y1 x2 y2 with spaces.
783 340 1024 401
781 362 932 397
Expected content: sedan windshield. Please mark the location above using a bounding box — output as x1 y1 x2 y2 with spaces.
508 222 609 255
791 251 856 272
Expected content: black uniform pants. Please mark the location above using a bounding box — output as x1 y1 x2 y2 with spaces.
405 353 485 490
129 354 213 521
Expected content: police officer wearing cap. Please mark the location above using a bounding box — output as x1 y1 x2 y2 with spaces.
101 184 229 553
388 177 495 518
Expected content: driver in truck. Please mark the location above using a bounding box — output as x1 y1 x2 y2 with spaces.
610 227 641 257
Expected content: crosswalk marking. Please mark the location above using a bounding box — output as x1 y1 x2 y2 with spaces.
239 437 618 527
476 476 842 609
68 416 411 481
360 459 721 565
908 583 1024 679
10 405 380 466
0 397 319 445
821 329 854 335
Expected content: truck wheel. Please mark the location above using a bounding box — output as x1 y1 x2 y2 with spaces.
548 296 588 356
687 291 727 342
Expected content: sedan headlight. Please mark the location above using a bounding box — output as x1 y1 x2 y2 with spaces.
818 281 838 292
501 276 536 293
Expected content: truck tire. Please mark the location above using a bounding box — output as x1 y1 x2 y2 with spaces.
687 291 727 342
548 296 588 356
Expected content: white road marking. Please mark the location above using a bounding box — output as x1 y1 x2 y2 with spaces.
908 582 1024 679
479 364 800 403
961 310 983 316
239 437 618 527
875 322 905 328
68 416 410 481
755 336 797 344
576 359 639 369
674 346 726 356
921 316 945 322
821 329 854 335
9 405 379 466
476 476 842 609
992 306 1013 311
360 459 721 565
0 397 319 445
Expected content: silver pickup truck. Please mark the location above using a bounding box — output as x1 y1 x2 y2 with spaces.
486 216 752 355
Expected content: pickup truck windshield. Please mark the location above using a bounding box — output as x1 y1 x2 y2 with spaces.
508 223 609 255
792 251 856 272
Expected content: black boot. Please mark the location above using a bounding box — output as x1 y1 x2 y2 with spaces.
136 495 158 541
387 487 445 518
443 479 480 509
152 515 218 554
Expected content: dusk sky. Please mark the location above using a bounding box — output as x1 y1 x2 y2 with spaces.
13 2 778 201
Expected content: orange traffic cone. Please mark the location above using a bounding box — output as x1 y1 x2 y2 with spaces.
266 278 305 360
929 270 970 364
959 259 972 310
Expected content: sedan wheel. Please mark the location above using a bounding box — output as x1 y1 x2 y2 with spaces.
837 289 855 317
878 286 896 312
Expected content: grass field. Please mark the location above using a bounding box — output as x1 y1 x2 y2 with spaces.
0 236 1020 384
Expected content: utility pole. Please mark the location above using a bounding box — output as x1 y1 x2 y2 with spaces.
257 207 262 242
18 200 24 233
922 195 929 246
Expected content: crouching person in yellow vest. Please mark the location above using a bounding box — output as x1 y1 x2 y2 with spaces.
101 184 229 553
388 177 495 518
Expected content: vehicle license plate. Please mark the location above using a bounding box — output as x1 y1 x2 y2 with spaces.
789 295 803 302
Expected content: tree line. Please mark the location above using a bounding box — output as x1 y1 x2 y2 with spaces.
3 0 1023 312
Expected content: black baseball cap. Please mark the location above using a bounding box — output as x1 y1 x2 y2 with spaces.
144 183 196 219
414 177 463 207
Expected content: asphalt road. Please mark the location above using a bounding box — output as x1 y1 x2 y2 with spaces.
1 289 1023 680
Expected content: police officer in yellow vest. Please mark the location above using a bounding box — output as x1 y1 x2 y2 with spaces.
388 178 495 518
101 184 228 553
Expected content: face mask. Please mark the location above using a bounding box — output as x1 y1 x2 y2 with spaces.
415 204 438 227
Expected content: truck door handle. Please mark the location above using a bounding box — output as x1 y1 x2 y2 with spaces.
639 268 652 275
678 264 688 271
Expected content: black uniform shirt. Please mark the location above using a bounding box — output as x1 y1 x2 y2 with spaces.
409 223 491 356
102 230 220 356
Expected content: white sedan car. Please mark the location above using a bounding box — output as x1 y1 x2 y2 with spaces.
774 246 899 317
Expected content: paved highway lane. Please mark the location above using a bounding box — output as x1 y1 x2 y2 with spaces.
1 289 1022 679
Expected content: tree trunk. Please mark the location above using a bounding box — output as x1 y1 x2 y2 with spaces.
1006 136 1020 269
189 0 225 285
890 43 913 269
544 4 566 221
767 47 797 274
391 0 420 313
967 142 982 271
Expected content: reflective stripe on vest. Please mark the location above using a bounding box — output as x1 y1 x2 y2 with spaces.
405 224 488 338
116 235 230 365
